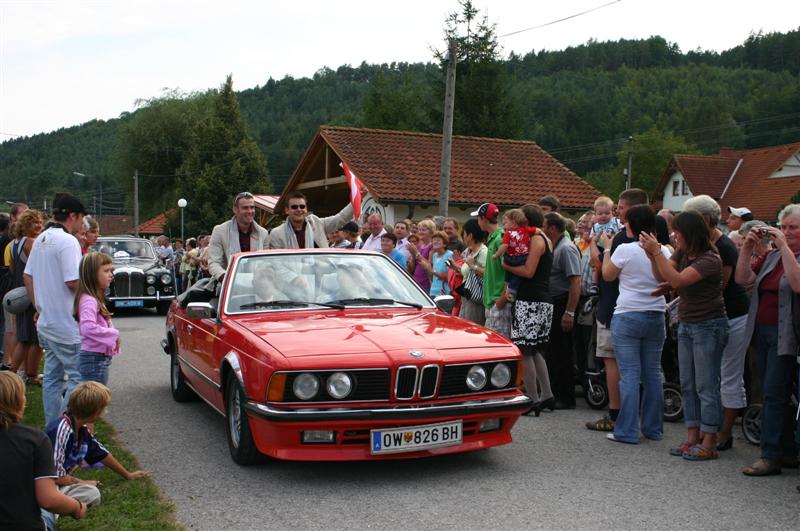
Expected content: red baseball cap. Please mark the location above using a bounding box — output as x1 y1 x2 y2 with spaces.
470 203 499 222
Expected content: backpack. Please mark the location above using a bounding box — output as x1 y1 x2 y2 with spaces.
0 236 13 300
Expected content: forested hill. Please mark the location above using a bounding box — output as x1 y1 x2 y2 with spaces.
1 30 799 218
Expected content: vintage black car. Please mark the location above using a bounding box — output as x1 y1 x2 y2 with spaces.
91 236 176 314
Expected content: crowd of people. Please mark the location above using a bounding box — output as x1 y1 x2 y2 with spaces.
3 186 799 528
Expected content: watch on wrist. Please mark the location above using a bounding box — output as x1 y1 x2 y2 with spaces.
564 310 575 317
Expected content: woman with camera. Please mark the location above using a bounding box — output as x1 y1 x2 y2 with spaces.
735 204 800 476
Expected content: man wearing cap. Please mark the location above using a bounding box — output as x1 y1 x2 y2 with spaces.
333 222 361 249
208 192 270 282
23 193 86 425
726 206 753 232
473 203 511 337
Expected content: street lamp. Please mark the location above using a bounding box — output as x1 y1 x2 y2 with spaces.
177 198 187 242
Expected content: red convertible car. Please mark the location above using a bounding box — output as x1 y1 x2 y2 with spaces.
163 249 531 464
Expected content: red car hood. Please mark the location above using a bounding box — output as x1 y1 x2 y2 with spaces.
232 309 513 359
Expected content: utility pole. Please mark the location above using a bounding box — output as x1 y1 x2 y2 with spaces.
438 38 457 217
625 136 633 190
134 170 139 237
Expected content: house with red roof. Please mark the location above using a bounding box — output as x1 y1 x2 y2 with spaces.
655 142 800 222
277 126 600 224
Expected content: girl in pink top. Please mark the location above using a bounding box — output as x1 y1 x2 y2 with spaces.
74 252 119 385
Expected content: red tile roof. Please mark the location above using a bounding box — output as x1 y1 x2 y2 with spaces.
94 215 134 236
720 143 800 221
137 212 169 235
289 126 599 209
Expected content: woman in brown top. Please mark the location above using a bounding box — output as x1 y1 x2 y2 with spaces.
641 211 728 461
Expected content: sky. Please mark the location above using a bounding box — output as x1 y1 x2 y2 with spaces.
1 0 797 140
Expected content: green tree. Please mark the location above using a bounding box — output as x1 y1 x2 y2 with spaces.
175 75 269 236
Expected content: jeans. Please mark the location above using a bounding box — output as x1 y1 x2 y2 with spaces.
677 318 728 433
720 314 748 409
504 254 527 293
754 325 799 461
40 336 82 427
78 351 112 385
611 311 666 443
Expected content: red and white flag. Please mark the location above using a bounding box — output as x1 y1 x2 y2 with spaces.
341 161 362 221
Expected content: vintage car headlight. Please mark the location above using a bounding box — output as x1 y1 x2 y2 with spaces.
292 373 319 400
490 363 511 388
147 286 156 295
160 273 172 285
466 365 487 391
146 275 156 284
326 372 352 399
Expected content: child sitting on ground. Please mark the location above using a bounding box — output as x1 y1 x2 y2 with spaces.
492 209 538 300
590 195 623 293
43 381 146 526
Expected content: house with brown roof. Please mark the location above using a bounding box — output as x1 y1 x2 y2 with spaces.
655 142 800 222
277 126 600 224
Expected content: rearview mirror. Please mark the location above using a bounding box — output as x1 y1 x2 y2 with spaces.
187 302 217 320
433 295 456 314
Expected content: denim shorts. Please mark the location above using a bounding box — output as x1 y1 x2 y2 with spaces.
78 351 112 385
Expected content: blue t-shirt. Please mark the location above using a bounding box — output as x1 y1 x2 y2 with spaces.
46 411 109 476
389 249 407 270
430 250 453 296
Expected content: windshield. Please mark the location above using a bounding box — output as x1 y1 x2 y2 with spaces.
225 252 434 314
92 239 156 260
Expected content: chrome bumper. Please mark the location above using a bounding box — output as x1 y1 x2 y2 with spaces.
108 295 175 301
244 394 532 422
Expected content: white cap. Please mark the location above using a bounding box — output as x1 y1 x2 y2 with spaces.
727 206 751 217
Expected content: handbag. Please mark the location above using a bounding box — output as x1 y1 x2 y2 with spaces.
462 269 483 303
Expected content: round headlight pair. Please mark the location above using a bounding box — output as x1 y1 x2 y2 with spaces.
292 372 352 400
465 363 511 391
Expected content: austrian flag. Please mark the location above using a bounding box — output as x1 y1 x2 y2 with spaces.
341 161 362 221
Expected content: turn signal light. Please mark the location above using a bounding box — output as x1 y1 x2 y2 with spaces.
267 373 287 402
515 360 523 387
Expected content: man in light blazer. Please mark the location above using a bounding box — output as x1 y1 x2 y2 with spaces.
267 191 353 250
208 192 270 281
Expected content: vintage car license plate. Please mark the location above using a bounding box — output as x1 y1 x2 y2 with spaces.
371 421 463 455
116 300 144 308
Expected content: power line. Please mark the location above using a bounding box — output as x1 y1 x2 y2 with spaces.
499 0 623 39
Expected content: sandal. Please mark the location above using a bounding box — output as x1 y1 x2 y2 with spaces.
26 375 43 386
669 441 692 456
742 458 781 476
683 445 719 461
586 415 614 432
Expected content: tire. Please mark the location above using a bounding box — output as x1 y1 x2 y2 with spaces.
225 373 261 466
156 301 172 315
169 345 196 402
742 403 762 445
585 380 608 409
663 383 683 422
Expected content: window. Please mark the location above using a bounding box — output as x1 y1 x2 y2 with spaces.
672 180 680 196
681 180 689 195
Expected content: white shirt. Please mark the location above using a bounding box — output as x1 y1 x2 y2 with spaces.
24 226 82 344
611 241 671 314
361 229 386 252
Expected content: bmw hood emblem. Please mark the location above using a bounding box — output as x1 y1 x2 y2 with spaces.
409 351 424 358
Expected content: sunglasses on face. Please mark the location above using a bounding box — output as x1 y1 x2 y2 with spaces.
289 204 307 210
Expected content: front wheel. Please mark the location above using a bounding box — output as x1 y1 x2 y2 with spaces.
742 403 762 445
585 380 608 409
663 383 683 422
225 373 261 465
170 347 196 402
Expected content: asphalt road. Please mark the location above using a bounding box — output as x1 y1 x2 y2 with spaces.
106 311 799 530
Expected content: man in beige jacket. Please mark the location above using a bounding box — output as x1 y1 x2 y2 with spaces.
208 192 270 281
267 191 353 250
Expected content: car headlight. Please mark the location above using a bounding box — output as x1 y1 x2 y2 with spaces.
147 286 156 295
490 363 511 388
146 275 156 284
292 373 319 400
326 372 352 399
160 274 172 284
466 365 487 391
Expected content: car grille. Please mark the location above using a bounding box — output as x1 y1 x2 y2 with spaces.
394 366 418 400
439 361 518 397
282 370 389 402
418 365 439 398
113 271 145 297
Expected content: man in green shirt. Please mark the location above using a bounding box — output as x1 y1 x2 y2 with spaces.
472 203 511 338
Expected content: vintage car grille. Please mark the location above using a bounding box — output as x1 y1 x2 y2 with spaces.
439 361 519 397
113 271 145 297
395 366 418 400
418 365 439 399
282 369 389 402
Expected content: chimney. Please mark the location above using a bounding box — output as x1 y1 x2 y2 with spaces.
719 147 737 158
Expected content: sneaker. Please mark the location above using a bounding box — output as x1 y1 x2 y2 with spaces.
586 415 614 431
682 445 719 461
669 441 692 456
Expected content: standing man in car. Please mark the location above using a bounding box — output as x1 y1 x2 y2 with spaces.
208 192 270 282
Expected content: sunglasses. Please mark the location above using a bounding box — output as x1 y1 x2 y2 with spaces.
289 204 307 210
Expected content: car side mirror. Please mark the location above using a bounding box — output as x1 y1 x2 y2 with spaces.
433 295 456 314
187 302 217 320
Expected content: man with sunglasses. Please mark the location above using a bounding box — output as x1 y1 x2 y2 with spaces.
267 191 353 250
208 192 270 282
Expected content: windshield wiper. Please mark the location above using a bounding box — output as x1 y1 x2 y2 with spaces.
326 297 423 309
238 300 345 310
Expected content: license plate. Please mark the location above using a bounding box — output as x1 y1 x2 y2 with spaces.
115 300 144 308
371 420 462 455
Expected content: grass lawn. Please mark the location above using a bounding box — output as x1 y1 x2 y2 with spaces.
22 383 182 530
